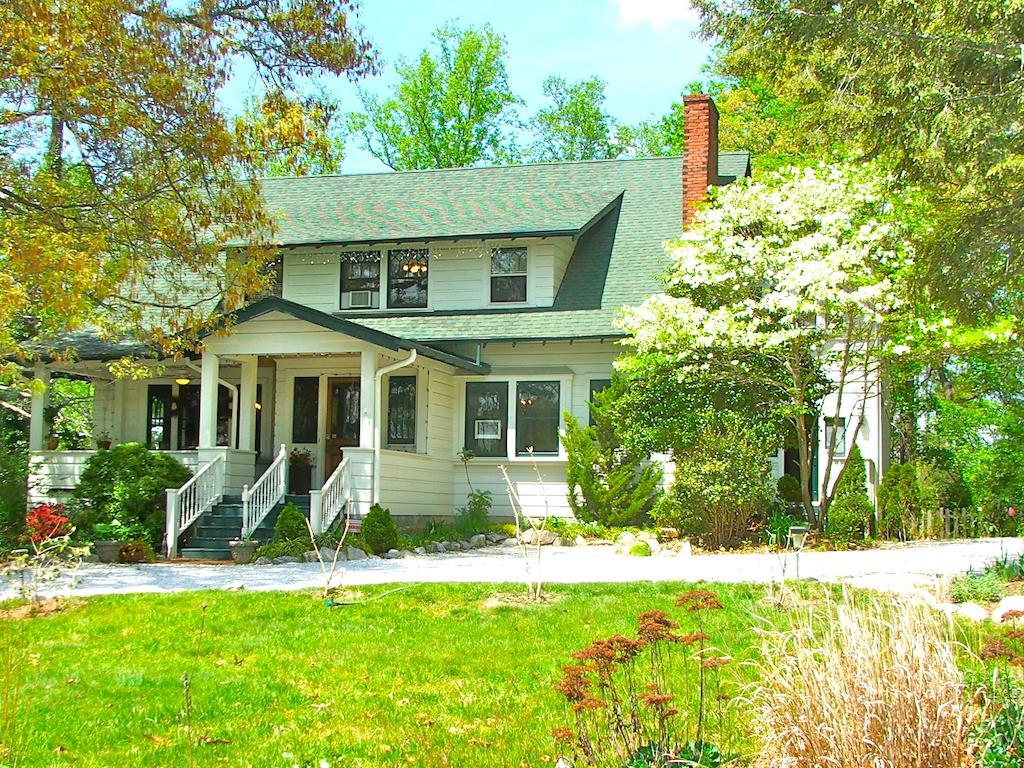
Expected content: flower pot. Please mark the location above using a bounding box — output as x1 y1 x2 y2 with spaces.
94 540 121 564
230 539 259 564
289 464 312 495
96 439 112 450
46 436 59 450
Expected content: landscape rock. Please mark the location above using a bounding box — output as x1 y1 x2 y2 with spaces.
413 546 427 556
521 528 557 546
459 541 472 550
992 595 1024 623
501 538 519 547
615 531 637 547
319 546 340 562
442 540 459 552
590 538 614 546
469 534 487 548
345 546 368 561
273 556 300 564
81 554 100 564
574 535 588 547
430 542 446 553
677 540 693 557
485 532 503 543
383 548 403 559
552 537 565 547
254 556 273 565
302 551 319 563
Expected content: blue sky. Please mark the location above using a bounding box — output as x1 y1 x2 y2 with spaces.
229 0 712 173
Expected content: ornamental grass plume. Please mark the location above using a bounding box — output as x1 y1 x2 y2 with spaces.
753 591 973 768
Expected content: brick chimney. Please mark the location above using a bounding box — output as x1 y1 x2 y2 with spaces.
682 94 720 229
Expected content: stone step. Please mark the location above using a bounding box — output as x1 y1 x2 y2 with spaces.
179 547 231 561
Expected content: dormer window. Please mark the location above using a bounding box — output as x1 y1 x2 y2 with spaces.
491 247 527 303
388 249 429 309
340 252 381 310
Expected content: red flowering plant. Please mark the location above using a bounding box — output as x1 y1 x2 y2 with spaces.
24 504 72 545
553 589 740 767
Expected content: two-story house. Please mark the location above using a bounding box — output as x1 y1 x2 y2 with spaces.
25 95 889 558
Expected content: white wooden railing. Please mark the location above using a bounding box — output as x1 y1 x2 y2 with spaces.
241 444 287 539
310 457 351 535
165 454 225 558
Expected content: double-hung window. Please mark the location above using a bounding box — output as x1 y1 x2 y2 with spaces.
388 249 429 308
823 416 847 458
340 251 381 309
463 380 562 458
490 247 527 303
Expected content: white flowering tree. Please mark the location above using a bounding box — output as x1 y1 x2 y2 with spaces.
621 164 917 527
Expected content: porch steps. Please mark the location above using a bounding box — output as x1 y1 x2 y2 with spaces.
179 495 310 561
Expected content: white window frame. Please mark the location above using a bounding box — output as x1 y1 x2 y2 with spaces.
489 247 528 305
823 416 847 459
457 374 573 462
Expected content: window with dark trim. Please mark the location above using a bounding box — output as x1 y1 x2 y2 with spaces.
388 249 429 308
387 376 417 447
340 252 381 309
464 381 508 457
824 416 847 458
177 384 200 449
588 378 612 426
490 247 527 303
516 381 560 456
292 377 320 443
146 385 172 450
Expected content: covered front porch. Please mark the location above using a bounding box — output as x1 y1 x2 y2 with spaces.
27 297 488 557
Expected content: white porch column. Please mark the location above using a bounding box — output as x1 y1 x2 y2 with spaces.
359 351 376 449
238 356 258 452
29 363 50 451
198 351 220 449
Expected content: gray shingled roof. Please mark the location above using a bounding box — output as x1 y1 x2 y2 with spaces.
44 152 750 359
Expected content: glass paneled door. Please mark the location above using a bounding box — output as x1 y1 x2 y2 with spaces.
326 377 360 477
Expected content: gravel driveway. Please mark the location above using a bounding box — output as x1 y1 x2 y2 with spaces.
4 537 1022 599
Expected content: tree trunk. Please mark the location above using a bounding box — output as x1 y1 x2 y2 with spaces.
46 114 64 178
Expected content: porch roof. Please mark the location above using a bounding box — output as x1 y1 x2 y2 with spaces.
208 297 490 374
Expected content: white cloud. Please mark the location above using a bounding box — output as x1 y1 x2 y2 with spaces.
612 0 700 27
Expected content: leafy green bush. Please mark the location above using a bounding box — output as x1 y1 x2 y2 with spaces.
0 426 27 537
825 446 873 544
776 474 803 506
454 490 492 538
656 411 776 549
562 387 663 527
254 540 308 559
71 443 192 546
973 674 1024 768
949 571 1005 604
361 503 398 554
273 502 308 543
627 541 651 557
118 540 156 563
92 519 148 543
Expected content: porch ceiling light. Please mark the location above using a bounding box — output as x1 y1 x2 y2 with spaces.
175 377 191 385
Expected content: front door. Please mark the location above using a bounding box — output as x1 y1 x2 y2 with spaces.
326 377 360 477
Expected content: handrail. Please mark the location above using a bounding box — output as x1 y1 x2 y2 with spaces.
313 457 351 534
165 454 225 557
241 443 287 539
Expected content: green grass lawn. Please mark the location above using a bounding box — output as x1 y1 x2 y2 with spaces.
3 582 794 767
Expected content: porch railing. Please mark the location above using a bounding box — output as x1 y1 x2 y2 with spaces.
241 444 287 539
165 453 225 558
310 457 351 535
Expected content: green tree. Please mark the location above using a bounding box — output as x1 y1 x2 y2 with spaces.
0 0 375 366
349 24 520 170
825 445 873 543
691 0 1024 322
530 76 621 162
236 90 346 177
561 388 662 527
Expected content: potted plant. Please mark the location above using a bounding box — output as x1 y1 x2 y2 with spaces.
95 431 112 450
229 534 260 564
92 519 145 563
288 448 313 495
46 434 59 450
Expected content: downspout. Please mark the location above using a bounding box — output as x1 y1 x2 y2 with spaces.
186 362 238 449
372 349 418 505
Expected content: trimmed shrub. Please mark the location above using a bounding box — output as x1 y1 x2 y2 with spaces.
273 503 308 543
825 445 873 543
657 411 776 549
361 503 398 554
454 490 492 538
562 387 663 527
776 474 803 506
71 443 192 546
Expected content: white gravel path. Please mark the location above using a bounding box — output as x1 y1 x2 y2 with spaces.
4 537 1022 600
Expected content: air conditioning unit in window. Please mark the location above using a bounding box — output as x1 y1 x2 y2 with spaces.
345 290 375 309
